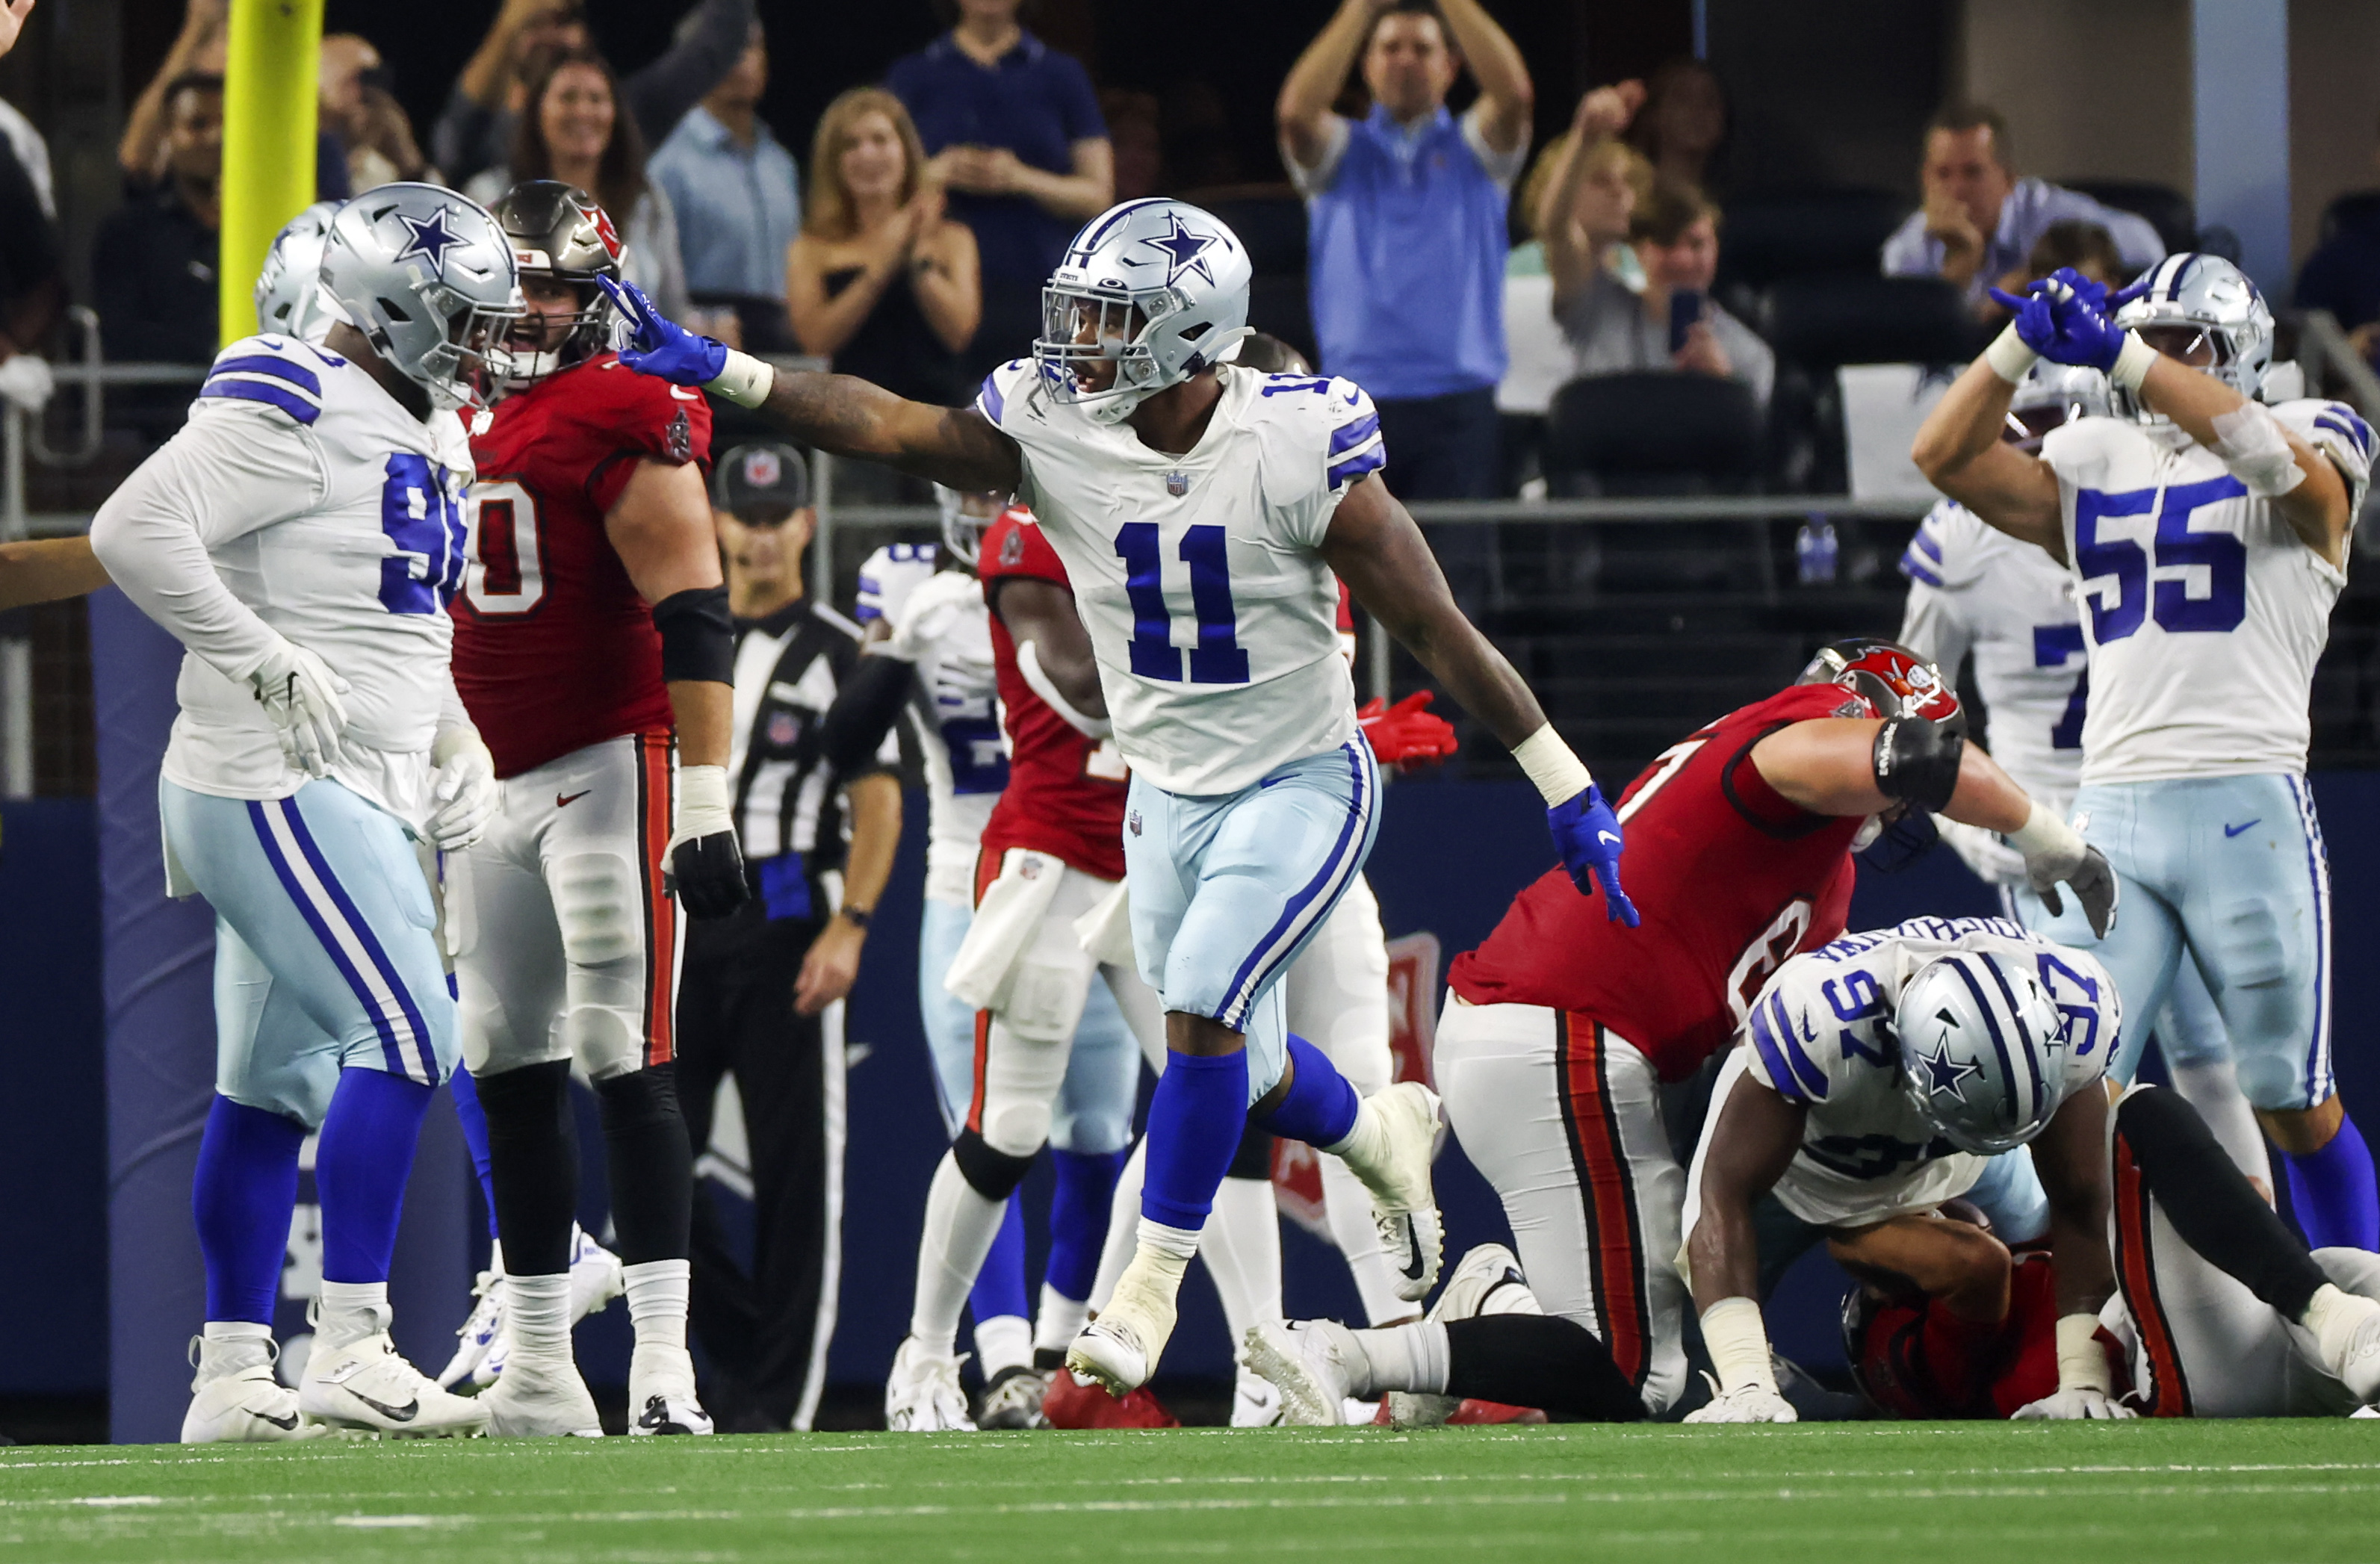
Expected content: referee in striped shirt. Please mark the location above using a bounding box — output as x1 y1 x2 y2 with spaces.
681 442 902 1432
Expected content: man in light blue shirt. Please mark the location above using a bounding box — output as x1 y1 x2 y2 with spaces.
1881 103 2164 314
649 21 801 350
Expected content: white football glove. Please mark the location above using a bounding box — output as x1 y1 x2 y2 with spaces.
884 570 982 662
426 726 499 851
1682 1376 1799 1424
2009 801 2119 937
2011 1386 2136 1421
246 637 350 779
0 352 54 412
1936 817 2027 887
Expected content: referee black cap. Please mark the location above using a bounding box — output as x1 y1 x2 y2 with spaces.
713 442 811 523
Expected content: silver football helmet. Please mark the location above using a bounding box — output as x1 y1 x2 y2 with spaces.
254 201 346 342
2110 252 2274 418
1897 950 2069 1155
319 183 522 411
1035 198 1253 423
934 486 1007 569
2004 362 2108 451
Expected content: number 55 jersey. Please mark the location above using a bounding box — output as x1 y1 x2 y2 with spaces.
2041 401 2370 783
973 359 1380 796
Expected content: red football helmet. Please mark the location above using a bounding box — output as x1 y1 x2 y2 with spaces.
1797 637 1963 733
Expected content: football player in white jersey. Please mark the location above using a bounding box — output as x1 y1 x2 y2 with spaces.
601 196 1634 1395
1915 254 2379 1251
1679 917 2122 1422
1900 364 2271 1191
87 184 515 1441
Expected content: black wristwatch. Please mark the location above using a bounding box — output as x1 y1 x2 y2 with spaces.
838 904 873 931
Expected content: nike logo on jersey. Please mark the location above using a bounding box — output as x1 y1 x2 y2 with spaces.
2224 819 2260 837
1598 831 1621 847
669 385 701 401
558 790 592 808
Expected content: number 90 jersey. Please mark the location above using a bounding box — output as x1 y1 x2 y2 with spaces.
454 354 713 779
1741 916 2118 1228
973 359 1376 796
2042 402 2373 785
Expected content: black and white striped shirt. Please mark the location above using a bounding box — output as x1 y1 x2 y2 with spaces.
726 600 894 900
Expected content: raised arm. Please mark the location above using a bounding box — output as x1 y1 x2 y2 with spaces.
120 0 223 179
1277 0 1380 171
1541 81 1643 311
603 276 1023 494
2130 350 2352 565
1434 0 1533 155
1909 354 2066 556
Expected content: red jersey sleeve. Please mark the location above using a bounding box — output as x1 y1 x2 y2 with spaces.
579 355 716 516
979 506 1070 589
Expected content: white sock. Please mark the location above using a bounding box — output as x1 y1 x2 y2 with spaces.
1320 1154 1410 1325
1200 1177 1284 1342
1126 1216 1200 1304
315 1280 388 1347
196 1321 273 1382
487 1238 505 1279
1325 1096 1392 1186
1349 1319 1451 1398
1089 1139 1148 1314
509 1271 572 1361
1033 1282 1091 1359
973 1313 1032 1377
910 1152 1009 1356
2169 1059 2275 1194
2303 1282 2379 1370
622 1259 690 1355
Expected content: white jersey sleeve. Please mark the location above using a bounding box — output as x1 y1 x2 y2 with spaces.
856 541 942 627
1897 500 1980 677
2273 397 2375 515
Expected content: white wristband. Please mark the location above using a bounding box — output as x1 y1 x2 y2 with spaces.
1511 722 1593 807
704 349 776 409
1700 1297 1779 1395
1983 323 2039 385
2109 331 2160 393
2006 798 2083 861
2055 1312 2110 1394
675 763 734 842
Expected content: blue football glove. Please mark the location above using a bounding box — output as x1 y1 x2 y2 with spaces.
1548 783 1639 926
598 275 725 386
1986 269 2145 373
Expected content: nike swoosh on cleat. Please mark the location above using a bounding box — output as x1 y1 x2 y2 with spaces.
2224 819 2260 837
557 790 592 808
258 1409 300 1431
345 1392 419 1423
1398 1215 1426 1280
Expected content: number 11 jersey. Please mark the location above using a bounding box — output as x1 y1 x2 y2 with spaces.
973 359 1380 796
2042 401 2370 785
455 353 714 778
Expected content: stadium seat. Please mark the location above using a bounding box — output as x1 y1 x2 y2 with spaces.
1541 372 1762 496
1203 193 1307 278
2066 180 2197 255
1714 187 1908 296
1760 274 1974 372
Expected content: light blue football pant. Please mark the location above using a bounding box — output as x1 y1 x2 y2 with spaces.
1962 1143 2050 1247
2006 882 2230 1068
917 894 1139 1154
2034 775 2332 1111
163 778 457 1128
1124 736 1380 1104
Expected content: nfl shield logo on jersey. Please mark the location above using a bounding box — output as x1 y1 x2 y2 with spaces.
666 409 693 462
1000 528 1025 565
766 711 799 747
1166 471 1190 497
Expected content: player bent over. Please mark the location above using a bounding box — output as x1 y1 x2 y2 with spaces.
1243 642 2117 1424
88 186 514 1440
445 183 749 1436
1914 255 2378 1246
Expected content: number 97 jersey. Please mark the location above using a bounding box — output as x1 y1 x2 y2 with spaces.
2042 401 2373 784
973 359 1375 796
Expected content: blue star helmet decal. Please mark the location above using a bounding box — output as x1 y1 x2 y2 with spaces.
1914 1023 1984 1100
1142 214 1218 286
396 208 464 279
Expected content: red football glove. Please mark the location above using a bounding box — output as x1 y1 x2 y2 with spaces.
1358 691 1460 771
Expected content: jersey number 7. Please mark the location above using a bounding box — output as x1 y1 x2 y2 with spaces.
1114 523 1249 684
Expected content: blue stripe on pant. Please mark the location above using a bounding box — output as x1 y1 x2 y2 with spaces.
164 778 456 1126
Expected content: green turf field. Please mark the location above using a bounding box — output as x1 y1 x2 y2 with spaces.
1 1421 2372 1563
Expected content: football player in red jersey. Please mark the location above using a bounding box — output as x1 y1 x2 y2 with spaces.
444 183 748 1437
1243 639 2121 1424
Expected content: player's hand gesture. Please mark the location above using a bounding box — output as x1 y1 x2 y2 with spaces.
1548 782 1638 926
247 637 350 780
599 276 725 388
1989 268 2148 373
1357 692 1459 771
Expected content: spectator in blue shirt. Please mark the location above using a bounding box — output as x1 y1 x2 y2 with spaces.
885 0 1112 374
1279 0 1532 613
1881 102 2164 317
650 19 803 352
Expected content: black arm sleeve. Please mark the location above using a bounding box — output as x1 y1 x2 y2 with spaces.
653 585 735 683
625 0 757 144
819 653 916 778
1872 716 1965 814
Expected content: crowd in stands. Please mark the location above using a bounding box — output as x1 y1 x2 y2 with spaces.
11 0 2380 504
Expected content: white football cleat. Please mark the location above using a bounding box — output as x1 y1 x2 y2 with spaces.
568 1226 626 1323
1429 1243 1539 1322
1230 1366 1284 1427
479 1352 604 1438
1345 1084 1445 1301
300 1332 489 1437
884 1337 976 1432
1065 1259 1179 1397
1242 1321 1362 1427
975 1365 1050 1430
439 1269 506 1389
182 1342 322 1444
629 1344 712 1436
2324 1295 2380 1405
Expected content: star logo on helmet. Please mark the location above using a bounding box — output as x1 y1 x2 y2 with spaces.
1914 1028 1983 1100
1143 214 1218 286
396 208 465 279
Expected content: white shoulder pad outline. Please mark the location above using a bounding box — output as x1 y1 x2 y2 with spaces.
2275 397 2376 492
196 333 342 429
1321 375 1383 494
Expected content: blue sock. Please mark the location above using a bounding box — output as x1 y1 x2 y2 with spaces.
970 1197 1029 1324
191 1096 307 1324
1047 1148 1128 1300
1140 1049 1248 1231
1253 1034 1361 1148
2283 1111 2380 1251
315 1068 436 1285
447 1064 502 1243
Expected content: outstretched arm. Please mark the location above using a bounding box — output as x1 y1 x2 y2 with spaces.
1909 356 2066 557
601 276 1023 494
1277 0 1377 170
0 536 108 611
1435 0 1534 155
